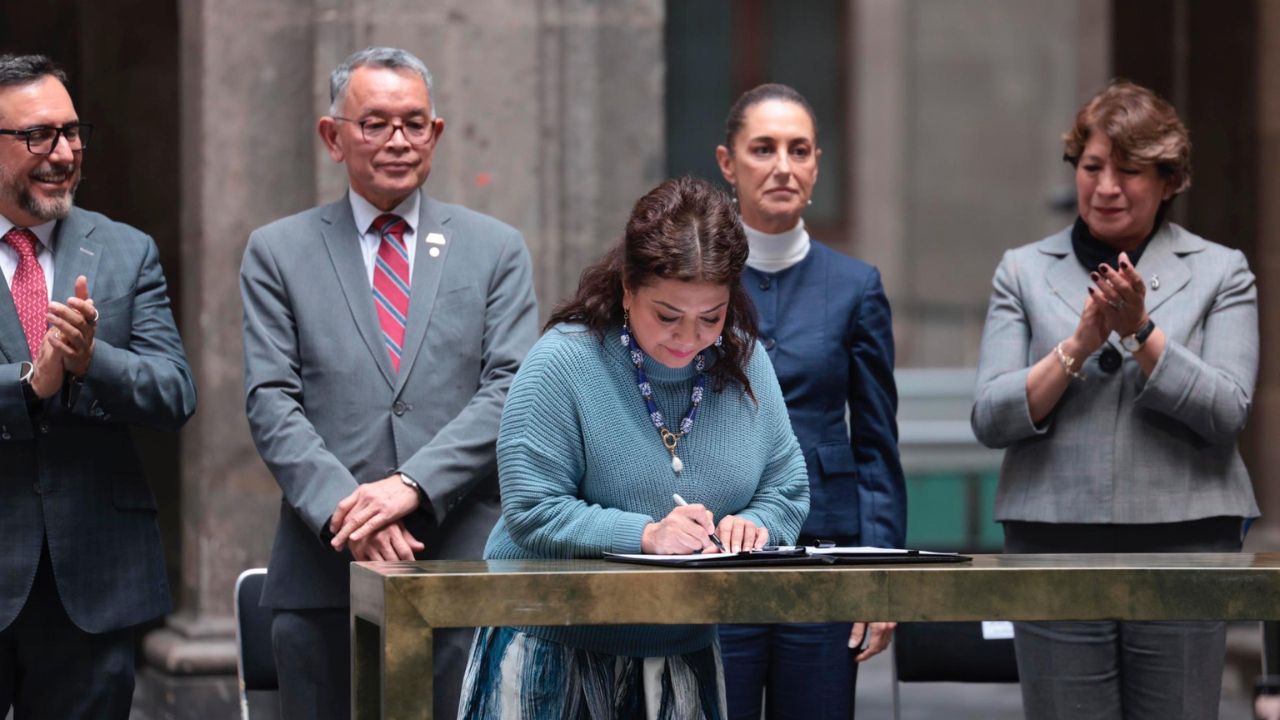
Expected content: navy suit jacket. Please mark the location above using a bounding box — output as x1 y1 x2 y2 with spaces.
0 207 196 633
744 241 906 547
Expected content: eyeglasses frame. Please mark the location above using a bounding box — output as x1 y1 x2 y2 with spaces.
0 123 93 156
331 115 437 147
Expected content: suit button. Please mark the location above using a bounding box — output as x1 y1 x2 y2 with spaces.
392 401 407 416
759 277 771 290
763 337 777 351
38 422 49 434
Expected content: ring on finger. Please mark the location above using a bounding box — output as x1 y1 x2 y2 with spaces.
1107 300 1120 310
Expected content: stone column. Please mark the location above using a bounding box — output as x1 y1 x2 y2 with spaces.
134 1 319 716
850 0 907 311
869 0 1098 368
136 2 665 716
312 0 665 317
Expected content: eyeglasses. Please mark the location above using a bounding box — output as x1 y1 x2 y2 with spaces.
0 123 93 155
332 116 436 146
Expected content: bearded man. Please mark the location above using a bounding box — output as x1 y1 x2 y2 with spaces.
0 54 195 719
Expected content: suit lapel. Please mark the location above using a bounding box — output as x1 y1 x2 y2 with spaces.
1041 230 1088 318
50 210 103 308
0 270 25 362
393 195 451 396
1134 224 1192 316
319 198 395 389
1041 222 1195 321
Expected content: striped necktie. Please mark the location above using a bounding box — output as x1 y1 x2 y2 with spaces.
4 227 48 360
371 214 410 372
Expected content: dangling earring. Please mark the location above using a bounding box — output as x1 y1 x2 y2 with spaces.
621 308 631 346
714 334 723 348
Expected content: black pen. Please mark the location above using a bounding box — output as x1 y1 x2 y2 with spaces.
672 493 729 553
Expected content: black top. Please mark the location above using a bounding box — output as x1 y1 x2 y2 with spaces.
1070 215 1160 272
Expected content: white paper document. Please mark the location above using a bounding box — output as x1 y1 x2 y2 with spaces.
604 546 964 562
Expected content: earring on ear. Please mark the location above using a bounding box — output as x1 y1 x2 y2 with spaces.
714 334 723 348
807 198 813 206
621 308 631 346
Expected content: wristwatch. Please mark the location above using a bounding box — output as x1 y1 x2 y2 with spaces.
399 473 427 505
1121 317 1157 352
18 362 42 416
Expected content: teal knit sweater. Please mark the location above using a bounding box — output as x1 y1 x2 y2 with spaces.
484 323 810 656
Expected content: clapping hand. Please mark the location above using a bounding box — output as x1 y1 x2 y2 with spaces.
1091 251 1149 337
45 275 97 377
1072 282 1113 358
29 330 65 399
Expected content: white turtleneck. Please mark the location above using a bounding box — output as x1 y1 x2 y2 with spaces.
744 218 811 273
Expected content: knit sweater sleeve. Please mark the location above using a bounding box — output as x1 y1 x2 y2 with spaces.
495 333 654 557
732 347 811 545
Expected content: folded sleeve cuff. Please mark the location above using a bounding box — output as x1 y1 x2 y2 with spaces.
973 366 1049 448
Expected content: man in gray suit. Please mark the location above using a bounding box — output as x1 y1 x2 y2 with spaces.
241 47 538 719
0 55 196 718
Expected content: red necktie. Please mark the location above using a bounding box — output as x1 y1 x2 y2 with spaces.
4 228 48 360
371 214 411 372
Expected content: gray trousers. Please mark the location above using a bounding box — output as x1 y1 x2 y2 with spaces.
1004 517 1243 720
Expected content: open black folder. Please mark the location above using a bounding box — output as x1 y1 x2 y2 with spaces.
603 546 971 568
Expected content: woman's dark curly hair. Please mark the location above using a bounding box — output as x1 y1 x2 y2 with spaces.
547 175 758 398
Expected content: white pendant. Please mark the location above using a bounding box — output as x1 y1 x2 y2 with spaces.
672 455 684 473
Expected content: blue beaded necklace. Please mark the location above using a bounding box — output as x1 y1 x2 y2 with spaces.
621 324 706 474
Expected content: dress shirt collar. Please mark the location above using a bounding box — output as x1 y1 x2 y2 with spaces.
349 189 421 238
0 213 57 252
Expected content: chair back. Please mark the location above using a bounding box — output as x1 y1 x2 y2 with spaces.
893 621 1019 683
235 568 277 719
891 621 1019 720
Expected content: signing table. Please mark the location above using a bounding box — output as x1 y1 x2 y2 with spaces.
351 553 1280 719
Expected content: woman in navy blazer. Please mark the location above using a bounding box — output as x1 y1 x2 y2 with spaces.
714 83 907 720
